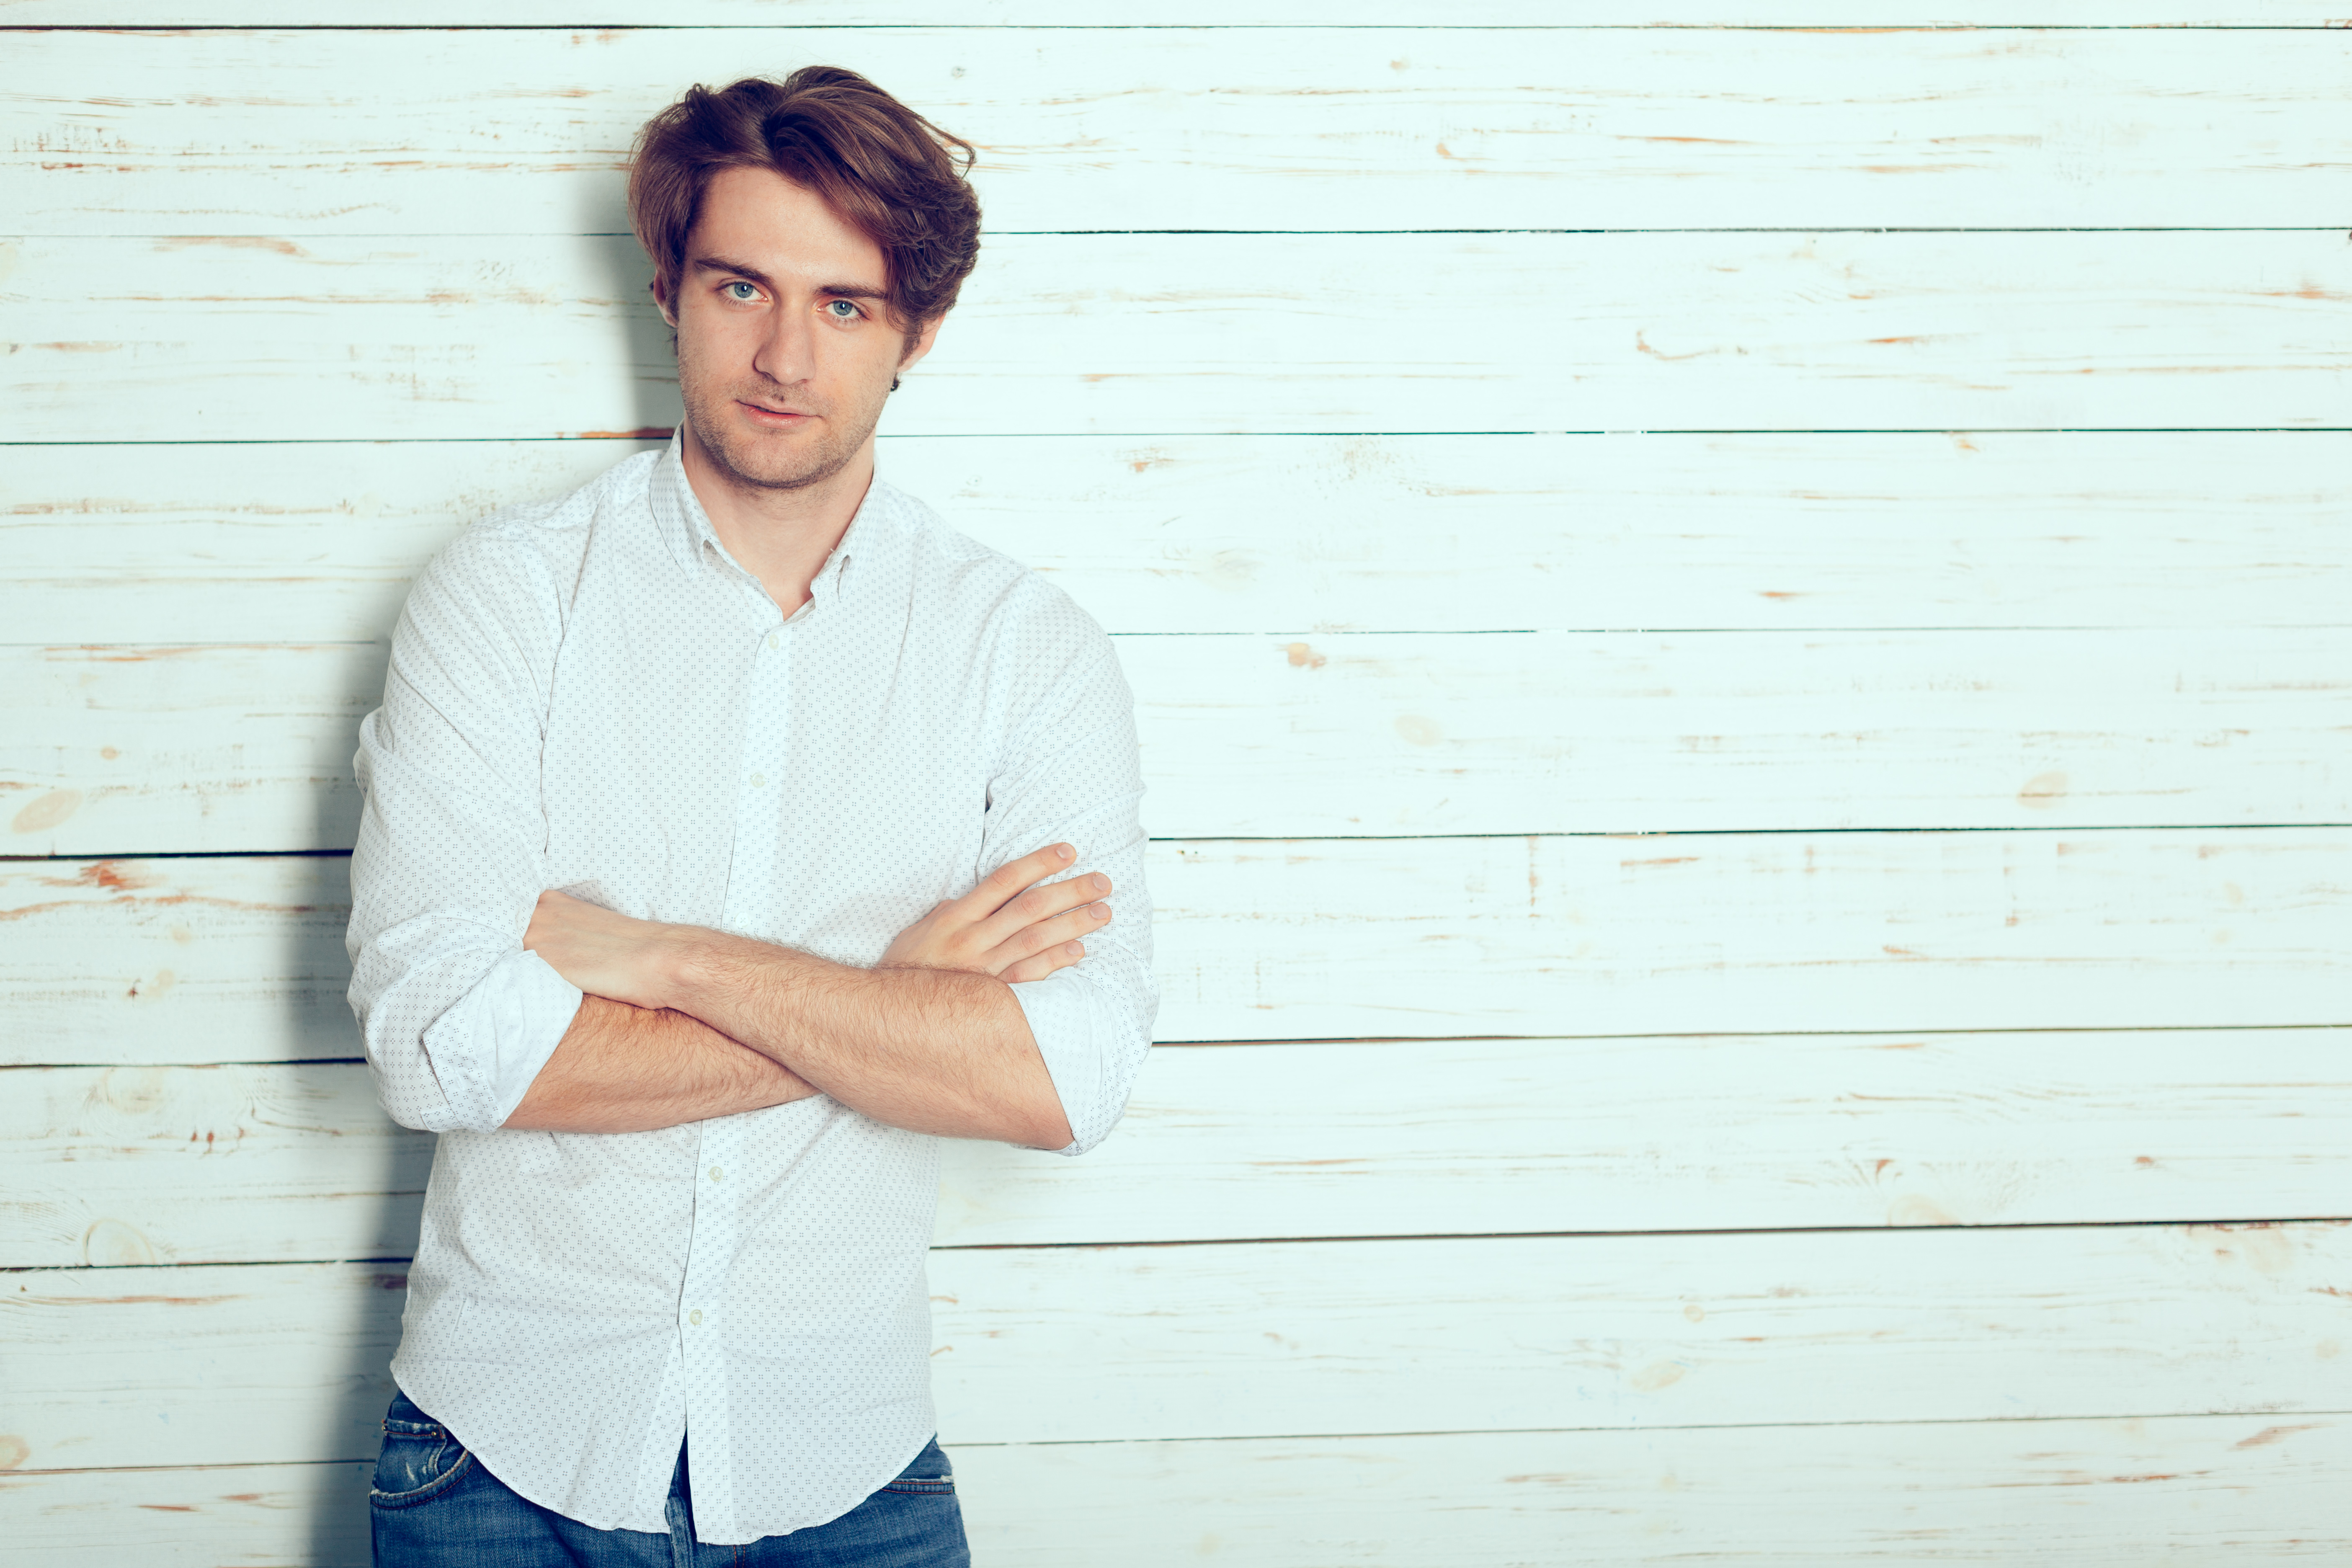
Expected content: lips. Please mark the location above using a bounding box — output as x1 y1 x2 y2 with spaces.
738 400 813 423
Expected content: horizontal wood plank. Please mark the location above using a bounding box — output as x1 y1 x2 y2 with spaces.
7 1028 2350 1266
12 1412 2352 1565
5 830 2345 1065
1132 626 2352 834
1 1062 430 1267
0 856 362 1068
10 231 2349 441
1155 829 2352 1041
11 433 2350 643
10 626 2347 854
952 1413 2352 1565
1 643 378 857
7 1224 2348 1466
936 1223 2352 1442
782 1022 2352 1241
1 1261 409 1472
12 29 2351 234
0 1462 374 1566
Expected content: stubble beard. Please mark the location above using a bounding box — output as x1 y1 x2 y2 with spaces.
677 362 889 495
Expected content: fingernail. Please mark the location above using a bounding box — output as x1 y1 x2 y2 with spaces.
1090 874 1110 892
1056 843 1075 861
1065 941 1084 956
1090 903 1110 920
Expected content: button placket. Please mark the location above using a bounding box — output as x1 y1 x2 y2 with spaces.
731 620 791 933
677 1117 720 1346
674 619 788 1540
678 1110 740 1535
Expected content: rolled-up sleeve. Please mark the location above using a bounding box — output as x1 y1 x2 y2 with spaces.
347 525 580 1133
982 589 1158 1156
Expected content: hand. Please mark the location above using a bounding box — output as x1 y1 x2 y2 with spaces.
523 890 683 1010
879 842 1112 983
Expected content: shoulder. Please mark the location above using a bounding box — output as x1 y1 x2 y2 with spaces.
879 480 1114 665
405 448 655 640
418 448 655 600
442 444 654 573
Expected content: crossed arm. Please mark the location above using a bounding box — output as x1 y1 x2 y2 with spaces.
504 842 1114 1150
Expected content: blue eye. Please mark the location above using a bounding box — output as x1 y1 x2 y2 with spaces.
726 282 757 301
826 299 860 319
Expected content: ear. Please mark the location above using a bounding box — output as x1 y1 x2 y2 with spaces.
896 313 945 377
650 276 678 330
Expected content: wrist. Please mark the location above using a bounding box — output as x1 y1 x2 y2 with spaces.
649 922 720 1011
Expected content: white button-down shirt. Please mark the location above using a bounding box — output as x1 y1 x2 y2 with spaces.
345 432 1156 1543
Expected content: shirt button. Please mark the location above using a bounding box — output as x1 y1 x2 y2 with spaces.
748 772 766 789
709 1165 724 1183
689 1310 703 1326
766 632 780 650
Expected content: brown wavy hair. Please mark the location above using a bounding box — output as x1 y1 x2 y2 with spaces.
627 67 982 353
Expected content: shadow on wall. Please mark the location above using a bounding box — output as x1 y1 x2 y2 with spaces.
603 231 689 441
309 900 427 1563
303 1097 425 1565
308 580 413 1566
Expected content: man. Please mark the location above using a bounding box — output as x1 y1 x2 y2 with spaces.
346 67 1155 1565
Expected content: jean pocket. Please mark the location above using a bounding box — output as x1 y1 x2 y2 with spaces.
880 1435 956 1496
370 1390 474 1507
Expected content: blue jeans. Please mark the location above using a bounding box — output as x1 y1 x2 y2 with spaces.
370 1388 970 1566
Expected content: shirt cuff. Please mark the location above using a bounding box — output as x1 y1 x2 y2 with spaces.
1008 970 1119 1156
424 947 585 1129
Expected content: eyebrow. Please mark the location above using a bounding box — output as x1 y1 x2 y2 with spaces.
689 255 887 300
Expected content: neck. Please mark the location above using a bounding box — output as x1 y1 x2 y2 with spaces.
678 422 875 612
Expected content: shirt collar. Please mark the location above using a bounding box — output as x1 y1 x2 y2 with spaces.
649 425 878 609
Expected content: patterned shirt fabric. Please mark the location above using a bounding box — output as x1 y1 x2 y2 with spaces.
344 430 1156 1544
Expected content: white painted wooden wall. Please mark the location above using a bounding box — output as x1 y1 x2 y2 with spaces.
4 7 2349 1563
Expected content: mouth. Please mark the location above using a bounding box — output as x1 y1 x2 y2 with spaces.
737 400 814 427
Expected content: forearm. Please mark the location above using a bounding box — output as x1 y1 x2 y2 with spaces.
668 933 1074 1150
503 994 820 1134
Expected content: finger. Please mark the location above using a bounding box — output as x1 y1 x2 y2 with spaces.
976 869 1112 948
986 899 1112 970
963 842 1077 919
1002 940 1086 984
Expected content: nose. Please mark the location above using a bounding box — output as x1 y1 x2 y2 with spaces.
751 298 816 387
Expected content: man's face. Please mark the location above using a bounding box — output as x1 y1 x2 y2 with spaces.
657 165 938 493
